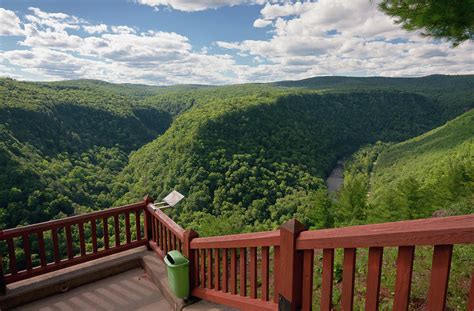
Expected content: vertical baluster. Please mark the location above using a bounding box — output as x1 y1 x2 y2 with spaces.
365 247 383 311
207 248 213 289
164 226 171 254
152 218 156 242
52 228 60 263
222 248 228 293
0 254 4 295
342 248 357 311
114 214 120 247
230 248 237 295
22 233 32 270
214 249 220 290
194 249 200 287
240 247 247 297
103 218 109 250
7 238 17 274
37 231 47 267
78 223 86 256
249 247 257 299
261 246 269 301
302 249 314 311
177 239 182 253
426 245 453 311
393 246 415 311
200 249 206 288
161 224 166 253
273 246 280 303
321 248 334 311
172 233 176 251
159 222 164 250
125 212 131 244
65 225 74 259
135 210 141 241
91 219 98 253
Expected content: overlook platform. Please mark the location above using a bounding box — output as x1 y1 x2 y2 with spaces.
1 196 473 310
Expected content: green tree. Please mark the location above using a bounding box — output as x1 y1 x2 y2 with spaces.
378 0 474 46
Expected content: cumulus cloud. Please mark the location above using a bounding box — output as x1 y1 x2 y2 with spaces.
0 2 473 85
83 24 108 34
253 18 272 28
217 0 474 79
0 7 240 85
136 0 272 12
0 8 24 36
111 25 136 34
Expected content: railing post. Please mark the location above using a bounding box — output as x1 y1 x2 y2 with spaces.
279 219 307 311
0 254 5 295
143 195 154 250
183 229 199 291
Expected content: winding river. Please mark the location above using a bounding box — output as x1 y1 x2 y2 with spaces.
326 160 344 193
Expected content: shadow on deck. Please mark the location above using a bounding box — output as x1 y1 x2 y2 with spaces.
1 247 235 310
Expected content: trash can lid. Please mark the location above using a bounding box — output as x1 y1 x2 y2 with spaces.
165 250 189 267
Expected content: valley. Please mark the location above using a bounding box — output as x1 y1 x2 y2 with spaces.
0 75 473 310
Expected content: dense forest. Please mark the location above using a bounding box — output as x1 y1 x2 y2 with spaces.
1 75 473 309
1 75 473 231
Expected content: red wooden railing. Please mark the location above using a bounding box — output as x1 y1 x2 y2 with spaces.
1 195 473 311
190 230 281 310
0 199 149 288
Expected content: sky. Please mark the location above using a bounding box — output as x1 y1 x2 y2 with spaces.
0 0 473 85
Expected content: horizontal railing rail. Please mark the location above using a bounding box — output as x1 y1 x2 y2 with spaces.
296 214 474 249
0 199 150 286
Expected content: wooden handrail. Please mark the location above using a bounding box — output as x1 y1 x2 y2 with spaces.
190 230 280 249
0 201 146 239
296 214 474 250
146 203 185 241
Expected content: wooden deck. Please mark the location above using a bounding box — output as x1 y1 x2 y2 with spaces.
20 268 170 311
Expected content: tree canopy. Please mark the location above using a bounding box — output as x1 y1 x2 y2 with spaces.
378 0 474 46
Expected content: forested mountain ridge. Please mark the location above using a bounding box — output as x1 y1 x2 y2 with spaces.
0 75 473 233
0 78 171 228
115 90 448 235
273 74 474 119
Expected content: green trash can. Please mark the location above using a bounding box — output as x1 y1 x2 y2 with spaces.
164 250 190 299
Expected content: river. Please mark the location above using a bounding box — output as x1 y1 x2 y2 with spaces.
326 160 344 193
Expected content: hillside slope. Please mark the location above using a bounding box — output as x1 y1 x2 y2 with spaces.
0 78 171 227
115 90 445 234
368 109 474 220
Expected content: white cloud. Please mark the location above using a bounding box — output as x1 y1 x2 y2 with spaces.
83 24 108 34
217 0 474 79
253 18 272 28
0 2 473 86
0 8 24 36
136 0 271 12
111 25 136 34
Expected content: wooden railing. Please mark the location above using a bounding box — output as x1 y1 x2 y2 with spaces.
295 214 474 311
0 198 149 289
190 230 281 310
1 195 473 311
188 216 474 311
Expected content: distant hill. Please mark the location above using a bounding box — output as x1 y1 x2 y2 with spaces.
273 74 474 118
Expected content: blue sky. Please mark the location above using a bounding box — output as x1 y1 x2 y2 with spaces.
0 0 473 85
